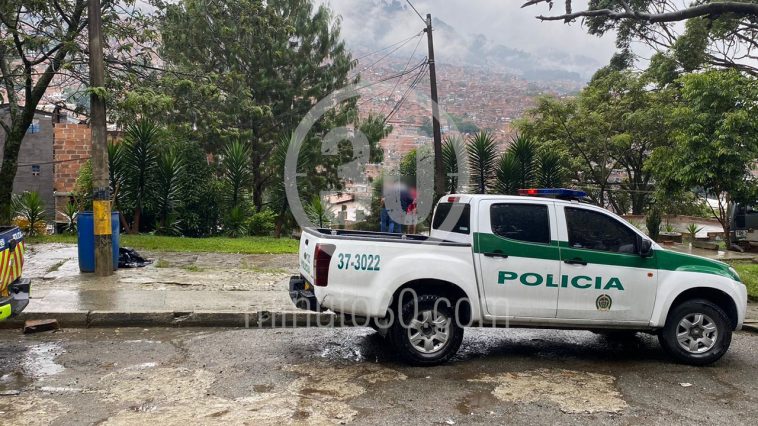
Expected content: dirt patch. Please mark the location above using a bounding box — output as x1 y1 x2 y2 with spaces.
471 368 628 414
95 362 405 425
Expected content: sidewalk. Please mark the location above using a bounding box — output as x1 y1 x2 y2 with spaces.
4 243 758 330
3 243 323 328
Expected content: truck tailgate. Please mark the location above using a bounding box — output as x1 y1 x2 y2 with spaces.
0 227 25 297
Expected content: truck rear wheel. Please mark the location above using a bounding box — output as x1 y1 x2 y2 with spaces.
658 299 732 366
389 294 464 366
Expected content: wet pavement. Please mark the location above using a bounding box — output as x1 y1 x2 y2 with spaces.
1 327 757 425
20 244 299 315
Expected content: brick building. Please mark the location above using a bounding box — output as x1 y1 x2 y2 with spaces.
0 105 114 225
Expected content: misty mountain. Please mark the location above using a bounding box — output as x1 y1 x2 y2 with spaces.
335 0 601 82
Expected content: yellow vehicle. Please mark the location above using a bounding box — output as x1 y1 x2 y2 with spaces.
0 226 30 321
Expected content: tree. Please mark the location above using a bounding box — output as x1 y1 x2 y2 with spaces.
466 131 498 194
155 147 185 235
649 70 758 240
521 0 758 75
121 119 160 233
221 140 251 210
157 0 357 211
0 1 151 222
493 134 567 195
357 114 392 164
518 70 671 214
442 135 467 193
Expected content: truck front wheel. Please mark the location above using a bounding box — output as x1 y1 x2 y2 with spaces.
389 294 464 366
658 299 732 366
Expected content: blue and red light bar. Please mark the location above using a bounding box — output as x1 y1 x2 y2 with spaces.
517 188 588 199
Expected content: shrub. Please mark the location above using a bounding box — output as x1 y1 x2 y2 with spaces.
59 201 78 234
246 209 276 236
646 208 662 241
13 192 47 236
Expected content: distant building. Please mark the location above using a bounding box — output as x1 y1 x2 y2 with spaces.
0 105 56 213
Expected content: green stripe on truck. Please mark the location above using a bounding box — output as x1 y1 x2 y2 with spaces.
473 233 739 281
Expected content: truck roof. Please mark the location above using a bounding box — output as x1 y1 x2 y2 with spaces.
443 194 587 206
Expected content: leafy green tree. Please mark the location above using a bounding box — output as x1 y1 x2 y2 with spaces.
357 114 392 164
467 131 498 194
157 0 357 210
519 70 672 214
522 0 758 75
0 1 151 223
649 70 758 239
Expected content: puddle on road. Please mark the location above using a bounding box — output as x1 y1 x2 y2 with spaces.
471 368 628 414
94 362 406 425
22 343 65 378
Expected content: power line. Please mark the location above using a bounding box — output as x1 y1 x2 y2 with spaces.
405 0 427 25
351 32 424 62
379 34 425 118
351 31 423 78
384 63 428 124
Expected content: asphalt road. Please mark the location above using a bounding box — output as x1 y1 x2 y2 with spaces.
1 326 756 425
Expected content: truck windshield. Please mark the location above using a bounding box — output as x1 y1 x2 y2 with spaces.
432 203 471 234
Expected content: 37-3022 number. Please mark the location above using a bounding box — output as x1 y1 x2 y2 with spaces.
336 253 380 271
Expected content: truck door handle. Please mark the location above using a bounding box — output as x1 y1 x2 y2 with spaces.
564 258 587 266
483 251 508 258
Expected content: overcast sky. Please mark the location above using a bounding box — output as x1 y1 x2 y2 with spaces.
320 0 619 66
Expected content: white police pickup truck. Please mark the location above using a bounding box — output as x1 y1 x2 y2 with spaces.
289 189 748 366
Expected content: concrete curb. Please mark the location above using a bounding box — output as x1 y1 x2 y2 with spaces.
0 310 342 329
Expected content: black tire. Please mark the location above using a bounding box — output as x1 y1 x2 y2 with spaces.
389 294 464 366
658 299 732 366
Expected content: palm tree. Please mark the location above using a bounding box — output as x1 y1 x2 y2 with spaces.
508 135 538 190
442 135 467 193
495 152 520 195
536 150 566 188
466 131 498 194
155 148 185 235
122 119 160 233
221 139 251 209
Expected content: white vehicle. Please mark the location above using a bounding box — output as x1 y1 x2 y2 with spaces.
289 189 748 366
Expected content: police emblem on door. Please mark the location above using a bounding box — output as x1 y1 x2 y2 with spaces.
596 294 612 311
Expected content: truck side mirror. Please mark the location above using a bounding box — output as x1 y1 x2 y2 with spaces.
639 238 653 258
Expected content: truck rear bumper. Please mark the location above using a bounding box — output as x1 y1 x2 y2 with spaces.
0 278 31 320
289 275 320 312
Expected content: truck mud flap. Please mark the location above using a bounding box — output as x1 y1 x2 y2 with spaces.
0 277 30 320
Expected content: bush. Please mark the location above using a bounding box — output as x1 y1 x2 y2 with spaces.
13 192 47 236
246 209 276 236
646 208 662 241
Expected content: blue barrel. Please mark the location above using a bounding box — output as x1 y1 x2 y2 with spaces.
77 211 120 272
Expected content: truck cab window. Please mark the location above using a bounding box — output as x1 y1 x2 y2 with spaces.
432 203 471 234
565 207 637 253
490 203 550 244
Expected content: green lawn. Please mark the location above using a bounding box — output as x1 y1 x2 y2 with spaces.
26 234 298 254
729 262 758 301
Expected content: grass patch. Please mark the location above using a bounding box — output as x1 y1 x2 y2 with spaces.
154 259 170 268
181 264 204 273
728 261 758 301
26 234 298 254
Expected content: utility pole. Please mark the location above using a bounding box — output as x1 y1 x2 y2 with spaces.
425 13 445 198
88 0 113 276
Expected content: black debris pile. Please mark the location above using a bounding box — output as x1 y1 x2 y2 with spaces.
119 247 153 268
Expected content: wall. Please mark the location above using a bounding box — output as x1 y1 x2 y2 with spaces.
53 123 91 221
0 110 55 216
